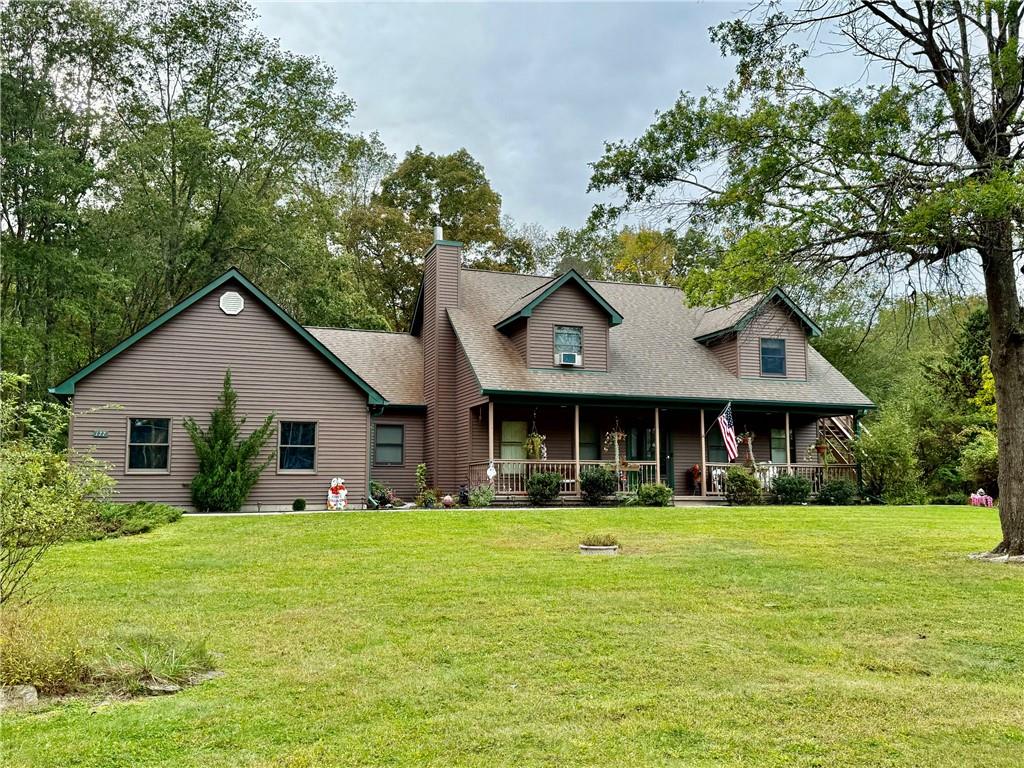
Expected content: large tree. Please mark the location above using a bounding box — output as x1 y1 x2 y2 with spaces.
589 1 1024 555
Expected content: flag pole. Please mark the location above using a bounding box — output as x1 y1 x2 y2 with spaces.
704 402 731 436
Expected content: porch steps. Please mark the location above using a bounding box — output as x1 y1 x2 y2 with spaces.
673 495 728 507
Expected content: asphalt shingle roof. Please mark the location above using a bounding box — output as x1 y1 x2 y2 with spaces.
305 269 873 411
448 270 873 409
307 327 424 406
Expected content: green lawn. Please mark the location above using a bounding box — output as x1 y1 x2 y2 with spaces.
4 506 1022 767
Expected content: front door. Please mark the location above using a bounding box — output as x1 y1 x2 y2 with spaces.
660 426 674 490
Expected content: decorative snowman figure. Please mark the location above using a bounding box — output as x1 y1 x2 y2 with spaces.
327 478 348 510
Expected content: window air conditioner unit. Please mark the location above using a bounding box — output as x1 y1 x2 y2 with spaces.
557 352 582 367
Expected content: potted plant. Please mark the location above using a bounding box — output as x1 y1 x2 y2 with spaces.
523 431 546 460
814 436 829 457
579 533 620 555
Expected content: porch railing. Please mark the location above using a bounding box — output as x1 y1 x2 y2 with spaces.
705 462 858 496
468 460 657 497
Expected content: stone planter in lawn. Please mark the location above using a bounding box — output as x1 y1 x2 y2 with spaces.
579 544 619 555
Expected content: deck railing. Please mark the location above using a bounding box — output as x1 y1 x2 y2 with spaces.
705 462 857 496
467 460 657 497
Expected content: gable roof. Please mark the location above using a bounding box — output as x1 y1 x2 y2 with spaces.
694 287 822 343
307 327 423 406
448 270 873 410
493 269 623 330
50 268 387 405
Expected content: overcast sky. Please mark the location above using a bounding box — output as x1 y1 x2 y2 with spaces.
254 2 839 232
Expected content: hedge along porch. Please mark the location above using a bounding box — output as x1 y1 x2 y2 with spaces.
466 398 860 502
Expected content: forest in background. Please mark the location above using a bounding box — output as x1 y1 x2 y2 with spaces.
2 0 998 503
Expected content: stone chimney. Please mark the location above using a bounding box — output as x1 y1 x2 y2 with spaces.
421 233 461 490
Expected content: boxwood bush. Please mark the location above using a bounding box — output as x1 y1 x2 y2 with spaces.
725 467 761 505
635 483 673 507
526 471 562 505
580 466 618 505
817 479 858 506
771 474 812 504
468 483 495 507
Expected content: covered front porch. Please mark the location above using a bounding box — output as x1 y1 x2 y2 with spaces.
465 400 859 502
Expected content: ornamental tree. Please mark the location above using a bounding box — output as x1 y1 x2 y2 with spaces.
589 2 1024 554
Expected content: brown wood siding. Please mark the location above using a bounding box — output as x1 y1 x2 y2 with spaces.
370 412 425 500
69 281 370 510
453 336 488 488
792 414 818 463
526 282 609 371
737 301 808 380
667 410 702 493
422 243 461 491
508 320 528 363
707 336 739 375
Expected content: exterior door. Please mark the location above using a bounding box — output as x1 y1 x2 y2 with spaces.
500 420 527 475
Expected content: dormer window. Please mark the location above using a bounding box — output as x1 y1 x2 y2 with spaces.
760 338 786 376
554 326 583 366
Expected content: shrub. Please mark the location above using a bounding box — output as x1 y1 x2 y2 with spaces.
635 483 673 507
580 466 618 505
77 502 183 540
0 444 114 606
468 483 495 507
771 474 812 504
725 467 761 505
370 481 400 508
930 492 968 506
959 429 999 496
416 488 439 508
0 607 89 694
94 630 215 695
526 471 562 505
292 498 306 512
415 463 428 496
184 369 276 512
580 533 619 547
817 479 858 506
853 407 926 504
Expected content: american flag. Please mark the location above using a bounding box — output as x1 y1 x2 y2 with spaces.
717 403 739 461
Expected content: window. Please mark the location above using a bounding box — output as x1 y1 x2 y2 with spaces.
770 428 787 464
374 424 404 466
554 326 582 356
279 421 316 471
707 428 729 463
579 423 600 460
760 338 787 376
127 418 170 471
627 427 655 461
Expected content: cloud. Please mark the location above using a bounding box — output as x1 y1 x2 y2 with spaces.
253 2 765 231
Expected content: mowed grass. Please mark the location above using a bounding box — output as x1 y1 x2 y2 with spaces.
4 506 1022 767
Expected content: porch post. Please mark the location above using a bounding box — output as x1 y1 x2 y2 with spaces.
574 404 581 498
488 401 495 465
784 411 791 470
699 408 707 496
654 407 661 485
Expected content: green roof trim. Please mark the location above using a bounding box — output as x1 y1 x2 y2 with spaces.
49 268 388 405
494 269 624 331
694 287 822 344
480 388 874 412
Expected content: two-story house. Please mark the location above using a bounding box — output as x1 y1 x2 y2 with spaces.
54 235 873 509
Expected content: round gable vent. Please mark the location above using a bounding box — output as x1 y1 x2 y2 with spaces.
219 291 245 315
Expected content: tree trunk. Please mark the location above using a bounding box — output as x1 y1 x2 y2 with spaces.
980 224 1024 555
